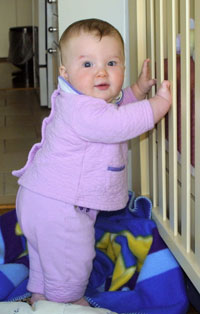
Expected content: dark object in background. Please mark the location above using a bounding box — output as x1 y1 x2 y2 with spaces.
8 26 38 88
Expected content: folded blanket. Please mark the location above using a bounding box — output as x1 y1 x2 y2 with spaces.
85 193 189 313
0 192 189 313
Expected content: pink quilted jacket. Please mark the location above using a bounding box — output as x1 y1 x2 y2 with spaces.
12 83 154 211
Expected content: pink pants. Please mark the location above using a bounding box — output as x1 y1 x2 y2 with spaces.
16 186 98 302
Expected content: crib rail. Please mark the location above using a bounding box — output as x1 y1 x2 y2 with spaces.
131 0 200 293
194 0 200 265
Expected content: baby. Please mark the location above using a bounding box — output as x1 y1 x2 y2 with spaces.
13 18 171 306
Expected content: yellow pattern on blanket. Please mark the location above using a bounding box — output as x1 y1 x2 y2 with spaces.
96 231 153 291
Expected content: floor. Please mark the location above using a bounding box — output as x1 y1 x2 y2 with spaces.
0 61 50 207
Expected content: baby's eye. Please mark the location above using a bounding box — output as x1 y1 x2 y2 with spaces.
108 61 117 66
83 61 93 68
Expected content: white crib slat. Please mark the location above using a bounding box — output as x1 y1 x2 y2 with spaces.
136 0 150 198
132 0 150 197
180 0 191 252
167 0 178 235
147 0 157 208
155 0 167 220
194 0 200 262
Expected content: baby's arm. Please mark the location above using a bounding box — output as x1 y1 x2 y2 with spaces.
131 59 156 100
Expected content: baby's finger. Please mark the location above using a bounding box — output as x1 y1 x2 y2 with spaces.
149 78 157 86
141 59 149 73
161 80 171 89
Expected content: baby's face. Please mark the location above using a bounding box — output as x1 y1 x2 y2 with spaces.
59 32 125 102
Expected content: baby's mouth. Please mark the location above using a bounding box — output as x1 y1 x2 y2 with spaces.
95 83 110 90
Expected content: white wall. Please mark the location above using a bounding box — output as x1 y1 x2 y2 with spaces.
0 0 32 58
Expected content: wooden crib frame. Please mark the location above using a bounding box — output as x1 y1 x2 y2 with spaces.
129 0 200 294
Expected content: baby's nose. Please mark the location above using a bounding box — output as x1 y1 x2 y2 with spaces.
97 67 107 77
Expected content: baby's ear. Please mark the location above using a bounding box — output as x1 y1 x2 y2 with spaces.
59 65 68 80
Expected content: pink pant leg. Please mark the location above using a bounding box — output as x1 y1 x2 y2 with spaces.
16 186 98 303
27 242 45 295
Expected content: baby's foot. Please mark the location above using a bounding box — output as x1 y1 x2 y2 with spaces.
30 293 46 305
149 80 172 123
72 297 90 306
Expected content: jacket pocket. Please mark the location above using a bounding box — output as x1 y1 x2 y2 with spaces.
107 165 125 172
106 164 126 193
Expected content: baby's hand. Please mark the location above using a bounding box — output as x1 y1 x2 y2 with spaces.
149 80 172 124
132 59 156 100
157 80 172 104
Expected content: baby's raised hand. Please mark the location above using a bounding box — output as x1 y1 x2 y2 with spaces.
149 80 172 124
137 59 156 95
131 59 156 100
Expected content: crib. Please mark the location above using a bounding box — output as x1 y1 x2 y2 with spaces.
129 0 200 295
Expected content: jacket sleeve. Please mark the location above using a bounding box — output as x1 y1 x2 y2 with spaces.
69 94 155 144
120 86 139 106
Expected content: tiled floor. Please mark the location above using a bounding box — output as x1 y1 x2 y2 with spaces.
0 62 50 206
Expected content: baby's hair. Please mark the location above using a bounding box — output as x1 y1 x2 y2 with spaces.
59 18 124 64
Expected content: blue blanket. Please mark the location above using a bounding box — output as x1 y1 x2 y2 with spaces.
0 192 189 313
0 209 30 301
